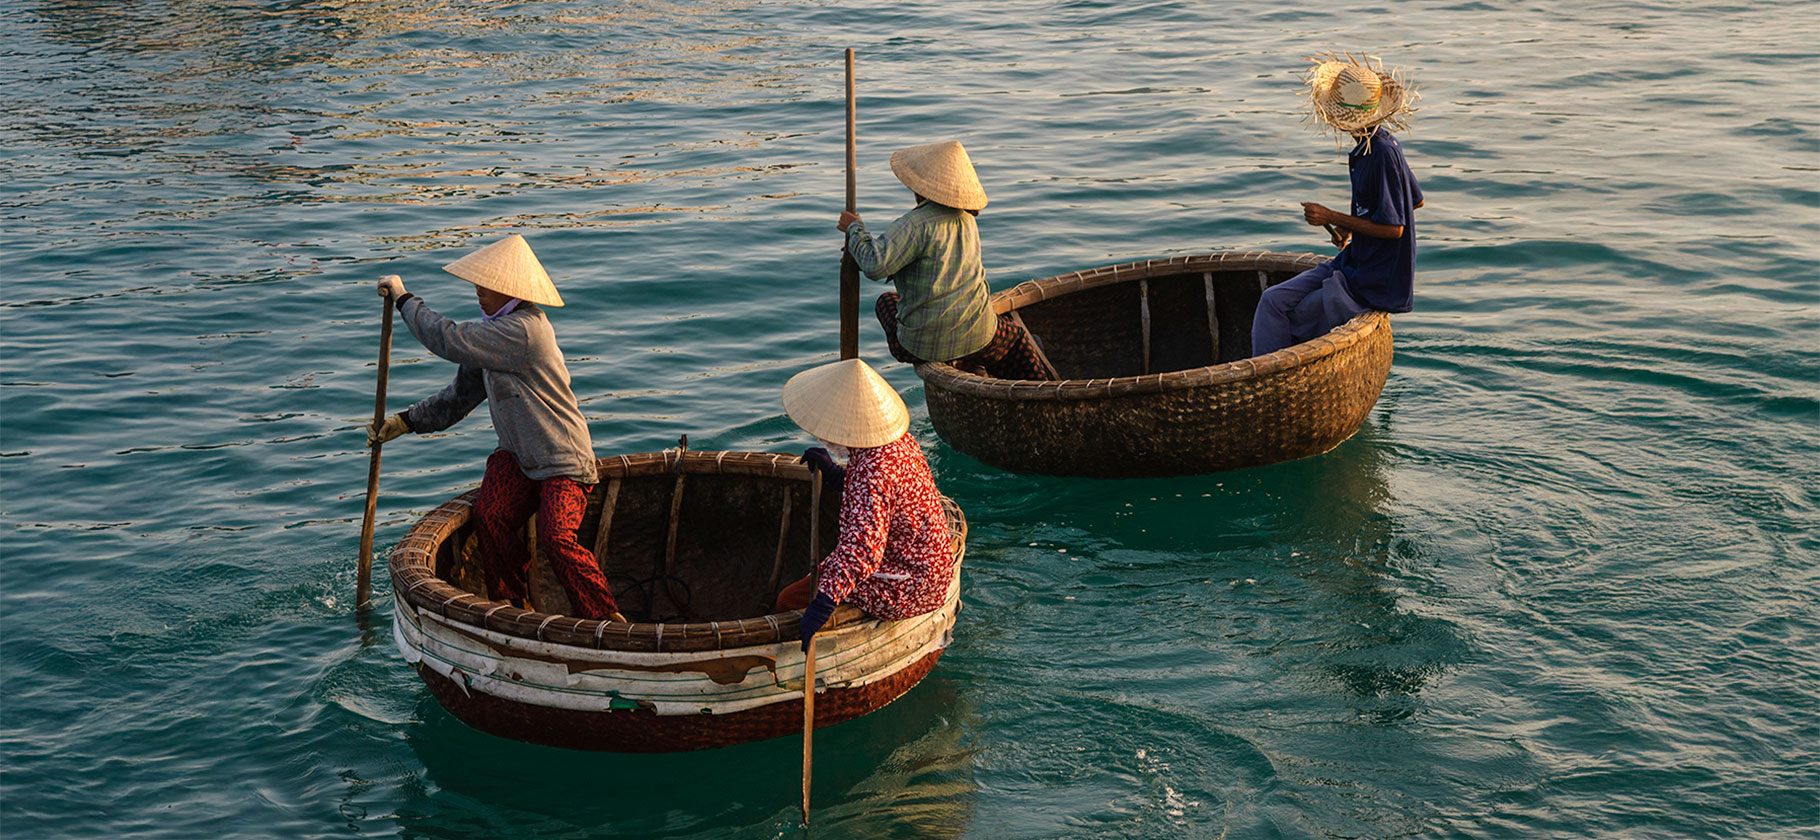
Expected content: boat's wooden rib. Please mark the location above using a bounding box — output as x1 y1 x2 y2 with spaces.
764 488 793 607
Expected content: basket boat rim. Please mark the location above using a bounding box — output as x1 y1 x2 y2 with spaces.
388 449 967 653
915 250 1389 401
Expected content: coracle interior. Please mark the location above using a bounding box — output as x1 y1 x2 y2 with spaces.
431 470 841 623
1011 267 1300 379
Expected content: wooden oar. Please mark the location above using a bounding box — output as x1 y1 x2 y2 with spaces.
801 471 823 824
804 47 854 823
356 294 395 609
839 47 859 361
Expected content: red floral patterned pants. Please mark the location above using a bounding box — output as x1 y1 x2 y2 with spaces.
472 450 620 619
875 292 1053 380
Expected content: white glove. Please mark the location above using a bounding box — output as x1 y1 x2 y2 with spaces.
377 275 407 299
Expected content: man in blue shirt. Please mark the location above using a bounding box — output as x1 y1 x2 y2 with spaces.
1253 54 1423 357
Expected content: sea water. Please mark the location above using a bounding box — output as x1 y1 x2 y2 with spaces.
2 1 1815 837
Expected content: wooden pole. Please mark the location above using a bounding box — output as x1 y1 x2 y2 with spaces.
839 48 859 360
801 472 823 824
356 297 394 608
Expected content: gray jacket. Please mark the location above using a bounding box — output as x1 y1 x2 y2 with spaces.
398 297 598 485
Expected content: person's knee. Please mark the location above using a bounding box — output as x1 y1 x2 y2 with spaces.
774 575 814 612
1258 285 1295 315
535 518 581 553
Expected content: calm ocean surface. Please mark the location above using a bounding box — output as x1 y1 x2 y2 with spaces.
3 1 1816 837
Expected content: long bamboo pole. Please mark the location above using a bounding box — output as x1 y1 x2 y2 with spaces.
839 48 859 360
356 296 395 608
801 472 823 824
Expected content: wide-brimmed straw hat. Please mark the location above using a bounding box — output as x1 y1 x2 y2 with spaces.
781 359 910 449
1304 52 1417 141
889 140 988 211
442 234 565 307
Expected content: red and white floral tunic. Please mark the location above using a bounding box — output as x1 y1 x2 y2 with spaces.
816 433 956 621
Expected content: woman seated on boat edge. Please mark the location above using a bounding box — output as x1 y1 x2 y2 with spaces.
1253 53 1423 359
366 234 628 624
771 359 958 650
838 139 1053 382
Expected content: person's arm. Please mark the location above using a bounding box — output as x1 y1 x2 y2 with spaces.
814 466 892 604
1309 151 1421 241
1304 203 1404 240
802 448 847 495
843 213 928 281
402 364 487 434
397 296 529 371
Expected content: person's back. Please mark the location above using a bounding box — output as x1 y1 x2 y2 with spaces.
869 200 994 361
823 433 954 621
397 300 596 484
1333 127 1422 314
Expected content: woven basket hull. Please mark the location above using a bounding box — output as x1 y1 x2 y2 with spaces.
918 252 1393 477
415 649 944 753
389 450 966 752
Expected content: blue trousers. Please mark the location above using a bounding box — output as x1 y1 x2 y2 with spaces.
1250 261 1370 357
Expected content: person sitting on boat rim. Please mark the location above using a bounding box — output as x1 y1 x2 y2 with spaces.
773 359 956 651
837 140 1052 381
1253 53 1424 358
366 234 625 622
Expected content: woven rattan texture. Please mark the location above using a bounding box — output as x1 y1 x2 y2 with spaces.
917 252 1393 477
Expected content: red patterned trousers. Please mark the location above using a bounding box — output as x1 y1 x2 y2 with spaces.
472 450 620 619
875 292 1052 380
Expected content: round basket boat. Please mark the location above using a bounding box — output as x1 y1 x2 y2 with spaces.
389 450 966 753
917 251 1393 478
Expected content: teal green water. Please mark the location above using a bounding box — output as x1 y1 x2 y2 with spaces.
3 1 1817 837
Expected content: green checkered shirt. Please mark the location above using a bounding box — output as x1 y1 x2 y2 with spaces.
846 201 996 362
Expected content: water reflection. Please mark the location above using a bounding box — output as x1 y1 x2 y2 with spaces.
397 671 976 838
1251 422 1465 718
16 0 810 235
966 419 1462 717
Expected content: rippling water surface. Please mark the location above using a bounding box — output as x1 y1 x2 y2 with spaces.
3 1 1816 837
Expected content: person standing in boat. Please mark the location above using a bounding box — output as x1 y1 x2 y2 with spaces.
1253 54 1423 357
838 140 1053 381
773 359 956 650
367 234 625 622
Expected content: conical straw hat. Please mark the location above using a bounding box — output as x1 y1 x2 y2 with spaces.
1304 52 1417 141
441 234 565 307
781 359 910 449
889 140 988 211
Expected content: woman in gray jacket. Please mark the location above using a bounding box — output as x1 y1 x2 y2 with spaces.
368 234 622 621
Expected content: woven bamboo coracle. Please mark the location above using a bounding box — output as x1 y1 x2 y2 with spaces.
916 252 1393 477
389 450 967 752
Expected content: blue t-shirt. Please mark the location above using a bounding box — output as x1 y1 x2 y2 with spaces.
1335 128 1422 313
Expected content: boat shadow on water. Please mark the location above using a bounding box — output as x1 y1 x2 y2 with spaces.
947 412 1467 722
397 670 978 838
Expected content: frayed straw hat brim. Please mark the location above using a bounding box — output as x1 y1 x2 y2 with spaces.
1304 53 1418 137
889 141 988 211
442 234 565 307
781 359 910 449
